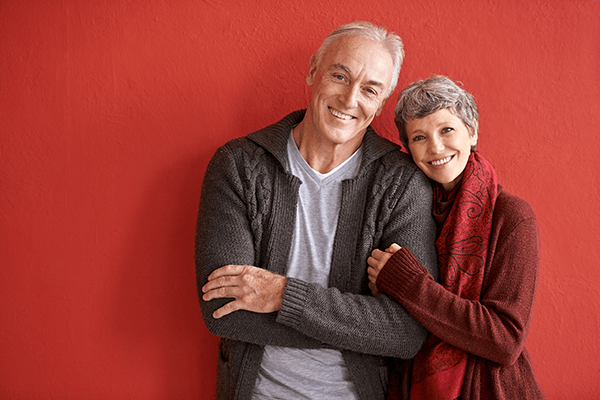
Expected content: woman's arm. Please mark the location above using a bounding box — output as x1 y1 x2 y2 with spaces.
374 194 541 366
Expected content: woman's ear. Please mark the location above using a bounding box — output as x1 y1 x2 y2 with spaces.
470 120 479 147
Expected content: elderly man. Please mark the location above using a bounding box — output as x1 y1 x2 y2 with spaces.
196 21 437 399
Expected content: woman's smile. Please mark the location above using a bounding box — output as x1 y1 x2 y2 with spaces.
430 155 454 166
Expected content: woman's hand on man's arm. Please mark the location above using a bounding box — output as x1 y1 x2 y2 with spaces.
367 243 402 296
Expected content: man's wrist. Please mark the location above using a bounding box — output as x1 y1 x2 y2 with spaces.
276 278 309 327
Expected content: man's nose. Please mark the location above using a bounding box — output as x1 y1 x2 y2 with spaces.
340 85 359 109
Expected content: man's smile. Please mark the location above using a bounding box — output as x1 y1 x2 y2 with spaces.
329 107 354 120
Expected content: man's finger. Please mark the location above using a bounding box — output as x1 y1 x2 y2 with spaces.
202 284 240 301
207 264 246 281
212 300 242 319
202 275 238 294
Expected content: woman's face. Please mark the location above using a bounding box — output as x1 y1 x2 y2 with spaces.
406 108 477 191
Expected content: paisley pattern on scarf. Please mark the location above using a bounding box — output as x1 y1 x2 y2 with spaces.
410 152 498 400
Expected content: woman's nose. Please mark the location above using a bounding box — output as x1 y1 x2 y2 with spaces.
429 135 444 153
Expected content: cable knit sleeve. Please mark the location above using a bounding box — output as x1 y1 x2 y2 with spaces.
196 141 326 349
277 162 438 359
376 192 541 366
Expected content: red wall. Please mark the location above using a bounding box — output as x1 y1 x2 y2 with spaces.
1 1 599 398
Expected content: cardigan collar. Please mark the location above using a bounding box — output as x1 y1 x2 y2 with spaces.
247 109 401 174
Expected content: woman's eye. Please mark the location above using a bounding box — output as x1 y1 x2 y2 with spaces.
442 127 454 133
412 135 425 142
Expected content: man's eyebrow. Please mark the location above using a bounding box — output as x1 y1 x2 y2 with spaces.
332 63 352 74
331 63 385 88
368 80 385 88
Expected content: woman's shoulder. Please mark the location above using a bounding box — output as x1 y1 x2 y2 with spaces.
496 187 535 215
494 186 538 231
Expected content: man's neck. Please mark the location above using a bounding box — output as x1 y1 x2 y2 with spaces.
292 121 364 174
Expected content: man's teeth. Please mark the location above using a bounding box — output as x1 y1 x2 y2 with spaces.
431 156 452 166
329 108 353 120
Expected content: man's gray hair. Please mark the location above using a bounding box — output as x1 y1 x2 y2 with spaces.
394 75 479 151
314 21 404 98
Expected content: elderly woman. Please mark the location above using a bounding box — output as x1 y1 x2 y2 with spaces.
367 76 545 399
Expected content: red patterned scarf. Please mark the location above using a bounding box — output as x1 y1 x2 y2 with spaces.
409 152 498 400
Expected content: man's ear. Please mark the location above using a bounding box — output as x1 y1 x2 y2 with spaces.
306 54 317 86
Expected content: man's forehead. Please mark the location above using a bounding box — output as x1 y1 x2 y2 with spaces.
325 35 382 56
322 36 393 84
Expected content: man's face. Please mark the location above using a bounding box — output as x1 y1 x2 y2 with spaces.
304 35 394 148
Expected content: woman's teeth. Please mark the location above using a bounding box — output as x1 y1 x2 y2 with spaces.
431 156 452 166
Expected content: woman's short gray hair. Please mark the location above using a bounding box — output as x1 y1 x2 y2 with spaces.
314 21 404 98
394 75 479 151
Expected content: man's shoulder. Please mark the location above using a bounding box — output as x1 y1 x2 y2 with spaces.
247 110 305 146
374 145 424 179
218 110 305 161
213 110 304 163
380 147 415 166
362 130 417 169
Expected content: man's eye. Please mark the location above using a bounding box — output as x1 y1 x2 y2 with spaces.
333 74 345 81
365 88 377 95
442 127 454 133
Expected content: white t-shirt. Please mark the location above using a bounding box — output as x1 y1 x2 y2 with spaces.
252 130 363 399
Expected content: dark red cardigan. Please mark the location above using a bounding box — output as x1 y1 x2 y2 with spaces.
377 188 546 399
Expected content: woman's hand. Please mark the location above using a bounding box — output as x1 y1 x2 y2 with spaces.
367 243 402 296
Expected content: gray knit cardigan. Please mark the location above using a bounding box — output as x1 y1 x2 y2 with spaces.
195 110 438 400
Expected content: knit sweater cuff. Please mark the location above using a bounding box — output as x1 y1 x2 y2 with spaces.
277 278 309 328
376 247 430 299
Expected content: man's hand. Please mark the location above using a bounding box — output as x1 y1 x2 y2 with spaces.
202 265 287 319
367 243 402 296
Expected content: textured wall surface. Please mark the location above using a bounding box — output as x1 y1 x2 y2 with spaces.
1 0 599 398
